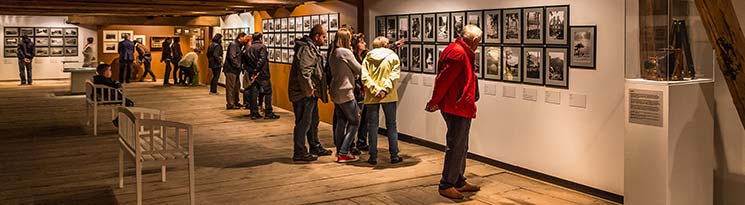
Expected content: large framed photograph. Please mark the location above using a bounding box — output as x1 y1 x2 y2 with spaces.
320 14 329 30
451 12 465 42
386 16 397 41
50 38 64 46
5 37 19 47
50 28 64 37
410 15 423 42
375 16 386 38
103 30 118 42
436 13 450 43
546 47 569 88
400 44 410 71
35 27 50 37
411 44 423 72
274 48 282 62
50 47 64 57
329 13 340 31
484 10 501 44
64 47 78 57
484 46 502 80
103 42 118 53
5 27 19 37
435 44 446 73
502 46 522 82
4 47 17 58
398 15 409 42
523 7 545 44
523 47 544 85
423 44 436 74
423 14 436 43
570 26 597 68
546 5 569 45
64 37 78 46
20 28 34 37
503 9 521 44
474 46 483 78
35 37 50 46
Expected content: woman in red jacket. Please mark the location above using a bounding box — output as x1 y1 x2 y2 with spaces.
425 24 483 199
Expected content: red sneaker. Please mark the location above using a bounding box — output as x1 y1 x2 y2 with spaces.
337 154 360 163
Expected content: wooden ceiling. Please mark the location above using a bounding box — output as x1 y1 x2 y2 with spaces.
0 0 311 17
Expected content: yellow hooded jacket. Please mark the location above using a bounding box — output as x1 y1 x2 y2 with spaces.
361 47 401 104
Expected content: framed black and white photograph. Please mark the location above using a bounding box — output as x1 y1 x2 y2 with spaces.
484 46 501 80
50 28 64 37
64 46 78 57
64 28 78 37
289 49 295 64
35 37 49 46
4 47 17 58
296 33 303 42
35 27 49 36
282 18 289 32
474 47 483 78
64 37 77 46
436 13 450 43
50 47 64 57
411 44 423 72
320 14 329 30
423 14 436 42
35 47 49 57
103 42 118 53
327 32 336 49
410 15 422 42
329 13 339 31
150 36 167 51
303 16 312 32
268 49 275 63
5 37 19 47
375 16 386 38
50 38 64 46
570 26 597 68
274 33 282 47
546 47 569 88
451 12 465 41
5 27 19 37
398 15 409 41
289 33 296 48
467 11 482 32
20 28 34 37
133 35 146 46
435 44 446 72
282 49 290 64
274 48 282 62
423 44 436 74
104 30 118 42
386 16 397 41
523 7 544 44
523 47 544 85
502 46 522 82
282 33 289 48
484 10 501 44
311 15 320 27
262 19 269 32
119 30 133 40
503 9 521 44
288 17 296 32
296 17 304 32
546 5 569 45
400 44 410 71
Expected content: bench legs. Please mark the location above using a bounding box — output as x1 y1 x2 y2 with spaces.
161 163 167 182
119 148 124 188
136 160 143 205
93 104 98 136
189 156 195 205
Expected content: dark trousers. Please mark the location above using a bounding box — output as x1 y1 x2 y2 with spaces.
171 58 181 84
356 103 369 147
366 102 399 160
163 59 173 84
249 80 274 114
18 60 32 84
292 97 322 156
224 72 241 108
209 67 221 93
333 100 360 155
119 60 133 83
179 66 195 85
439 112 472 190
139 60 155 81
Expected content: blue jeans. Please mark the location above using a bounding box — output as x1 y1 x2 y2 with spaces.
356 103 368 147
163 59 173 84
17 60 32 84
366 102 399 160
334 100 360 155
249 80 274 114
139 59 155 81
292 97 322 156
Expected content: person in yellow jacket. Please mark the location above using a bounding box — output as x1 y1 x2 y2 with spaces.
360 36 402 165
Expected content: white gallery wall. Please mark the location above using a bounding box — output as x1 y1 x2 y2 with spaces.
0 15 96 81
364 0 625 195
217 12 255 85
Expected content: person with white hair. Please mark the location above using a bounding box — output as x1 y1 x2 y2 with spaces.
425 24 483 199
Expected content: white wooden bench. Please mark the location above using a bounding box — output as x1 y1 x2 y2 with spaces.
85 80 126 136
117 107 195 205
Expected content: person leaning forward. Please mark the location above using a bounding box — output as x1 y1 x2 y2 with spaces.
224 32 249 110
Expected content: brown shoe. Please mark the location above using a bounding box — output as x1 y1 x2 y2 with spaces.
456 183 481 192
438 187 464 199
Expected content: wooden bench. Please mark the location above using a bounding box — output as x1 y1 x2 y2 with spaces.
85 80 126 136
117 107 195 205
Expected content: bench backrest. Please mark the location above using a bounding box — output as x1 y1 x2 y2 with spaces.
85 80 125 105
117 107 192 160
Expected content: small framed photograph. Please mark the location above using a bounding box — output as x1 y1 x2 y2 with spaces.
436 13 450 43
484 10 501 44
410 44 423 72
35 47 50 57
484 46 502 81
103 30 118 42
132 35 146 46
282 49 290 64
423 14 436 43
50 47 64 57
5 27 19 37
282 33 290 48
274 33 281 47
103 42 118 53
262 19 269 32
503 9 522 44
523 47 544 85
4 47 17 58
50 28 64 37
35 37 50 46
289 33 297 48
35 27 50 36
570 26 597 68
311 15 320 27
274 48 282 62
289 49 295 64
329 13 340 31
423 44 436 74
303 16 312 32
546 5 569 45
523 7 545 44
267 19 275 32
398 15 409 42
375 16 386 38
288 17 296 32
174 27 183 35
386 16 397 41
467 11 483 30
295 17 303 32
400 44 410 71
502 46 522 82
282 17 289 32
119 30 134 41
64 37 78 46
327 32 336 49
5 37 19 47
451 12 465 41
20 28 34 37
320 14 329 30
435 44 446 73
50 38 64 46
150 36 167 51
474 46 483 78
64 28 78 37
268 49 275 63
546 47 569 88
64 47 78 56
410 15 423 42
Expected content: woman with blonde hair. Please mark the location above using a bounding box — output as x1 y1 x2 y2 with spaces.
329 28 363 163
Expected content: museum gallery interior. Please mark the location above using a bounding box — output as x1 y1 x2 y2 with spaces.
3 0 745 204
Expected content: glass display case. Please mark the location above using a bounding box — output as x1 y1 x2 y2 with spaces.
625 0 715 82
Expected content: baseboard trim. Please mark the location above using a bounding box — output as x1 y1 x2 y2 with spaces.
378 128 624 204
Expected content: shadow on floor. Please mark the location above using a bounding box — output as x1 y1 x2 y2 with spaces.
33 186 119 205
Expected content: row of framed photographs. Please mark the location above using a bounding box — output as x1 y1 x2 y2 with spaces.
263 32 337 50
262 13 340 33
221 27 251 52
398 44 569 88
4 46 78 58
267 48 301 64
5 36 78 47
4 27 78 37
103 30 134 42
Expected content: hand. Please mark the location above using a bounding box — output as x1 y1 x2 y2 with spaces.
375 90 387 98
395 39 405 47
425 103 439 112
309 89 317 97
24 58 30 63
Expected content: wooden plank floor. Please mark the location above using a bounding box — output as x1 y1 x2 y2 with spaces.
0 80 618 205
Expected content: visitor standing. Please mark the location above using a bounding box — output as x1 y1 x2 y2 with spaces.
135 40 155 82
224 32 249 110
16 35 34 85
246 32 280 120
329 28 362 163
207 33 224 95
117 34 135 83
171 39 183 84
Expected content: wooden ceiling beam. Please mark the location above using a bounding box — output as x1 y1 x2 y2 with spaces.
66 15 221 26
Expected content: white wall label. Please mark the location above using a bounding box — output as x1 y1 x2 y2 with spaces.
410 74 420 85
523 88 538 101
4 59 14 64
503 86 516 98
422 76 434 87
569 93 588 109
628 89 663 127
546 90 561 105
484 83 497 96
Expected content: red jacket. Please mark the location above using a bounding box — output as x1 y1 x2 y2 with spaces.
427 38 479 119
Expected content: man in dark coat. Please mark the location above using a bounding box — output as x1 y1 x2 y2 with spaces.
246 32 280 120
224 32 249 109
171 39 183 84
207 33 224 95
161 37 173 85
117 34 135 83
17 35 35 85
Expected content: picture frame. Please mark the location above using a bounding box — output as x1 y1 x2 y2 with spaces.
295 17 304 32
64 37 78 46
289 33 297 48
386 16 397 41
174 27 183 35
50 37 64 46
5 27 19 37
303 16 312 32
502 46 522 82
35 27 50 36
484 10 501 44
329 13 340 31
50 28 64 37
289 49 295 64
466 11 483 30
400 44 410 71
5 37 19 47
545 47 569 88
398 15 409 42
103 30 119 42
311 15 320 27
282 17 289 33
523 7 545 44
546 5 570 45
133 35 146 46
268 48 275 63
423 44 436 74
451 12 465 42
35 37 50 46
262 19 269 32
5 47 18 58
118 30 134 41
523 47 544 85
288 17 296 32
435 44 446 73
423 14 436 43
274 47 282 62
474 46 483 78
20 28 34 37
64 28 78 37
282 49 290 64
375 16 386 38
483 46 502 81
436 13 450 43
149 36 168 51
50 47 64 57
410 14 423 42
503 9 522 44
64 46 78 57
327 32 336 49
35 47 50 57
411 44 423 72
570 26 597 68
320 14 329 30
103 42 118 53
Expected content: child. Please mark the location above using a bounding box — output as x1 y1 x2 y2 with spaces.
93 64 134 126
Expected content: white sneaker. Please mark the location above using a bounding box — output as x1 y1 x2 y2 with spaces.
209 92 222 96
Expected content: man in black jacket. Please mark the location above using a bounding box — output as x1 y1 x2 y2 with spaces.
161 37 174 85
246 32 280 120
171 39 183 84
224 32 249 109
118 34 135 83
16 35 35 85
207 33 223 95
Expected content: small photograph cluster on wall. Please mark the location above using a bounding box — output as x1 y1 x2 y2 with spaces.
376 5 597 89
221 27 251 52
102 30 136 54
262 13 340 64
176 27 207 50
4 27 79 58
